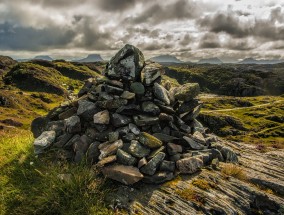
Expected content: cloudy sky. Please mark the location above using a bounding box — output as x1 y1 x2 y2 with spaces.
0 0 284 62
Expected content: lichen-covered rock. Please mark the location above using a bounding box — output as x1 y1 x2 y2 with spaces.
34 130 56 154
141 62 163 86
140 152 165 175
102 164 144 185
153 83 170 105
117 149 137 166
64 115 81 133
130 82 145 95
174 83 200 102
128 140 151 158
105 44 144 81
141 101 160 115
93 110 110 124
139 132 163 149
176 157 203 174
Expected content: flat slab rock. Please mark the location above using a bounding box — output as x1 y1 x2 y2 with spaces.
102 164 144 185
105 139 284 215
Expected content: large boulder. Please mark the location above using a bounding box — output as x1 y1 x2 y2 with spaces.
105 44 145 81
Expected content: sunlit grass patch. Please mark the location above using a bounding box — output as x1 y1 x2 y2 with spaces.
221 163 247 181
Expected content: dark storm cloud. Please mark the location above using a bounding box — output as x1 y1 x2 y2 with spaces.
224 39 255 50
137 41 174 51
198 33 221 49
197 7 284 41
0 22 76 51
127 0 201 24
70 16 114 50
97 0 137 11
197 12 250 38
179 34 192 46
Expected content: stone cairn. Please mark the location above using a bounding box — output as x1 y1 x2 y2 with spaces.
32 44 238 185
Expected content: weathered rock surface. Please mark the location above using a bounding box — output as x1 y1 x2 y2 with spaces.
102 165 144 185
34 131 56 154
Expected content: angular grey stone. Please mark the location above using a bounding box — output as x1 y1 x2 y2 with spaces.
181 105 202 122
129 123 140 135
117 149 137 166
160 160 175 172
192 131 206 145
74 150 85 163
77 100 98 121
174 83 200 102
133 115 159 126
58 107 77 120
128 140 151 158
130 82 145 95
153 83 170 105
148 146 165 160
34 131 56 154
47 120 65 136
93 110 110 124
152 133 179 142
64 134 81 148
64 115 81 134
120 91 135 100
159 113 173 121
99 139 123 160
177 99 199 114
221 147 238 163
141 101 160 115
143 171 174 184
138 157 147 168
103 84 123 95
53 133 73 148
183 136 205 150
167 142 183 155
111 113 132 127
97 155 117 167
108 131 119 142
122 133 136 142
105 44 145 81
176 157 203 174
141 62 162 86
86 142 100 164
170 153 181 162
140 152 166 175
31 116 50 138
102 164 144 185
97 99 127 110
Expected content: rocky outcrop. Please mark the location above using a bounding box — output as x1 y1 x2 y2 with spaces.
31 44 238 186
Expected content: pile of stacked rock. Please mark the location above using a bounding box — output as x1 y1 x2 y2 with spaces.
32 44 238 185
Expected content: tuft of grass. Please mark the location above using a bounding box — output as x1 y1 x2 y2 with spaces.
221 163 247 181
192 178 216 190
175 186 205 205
0 129 112 215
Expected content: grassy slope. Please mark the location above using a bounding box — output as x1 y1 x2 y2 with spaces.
0 61 112 214
199 95 284 148
0 129 112 215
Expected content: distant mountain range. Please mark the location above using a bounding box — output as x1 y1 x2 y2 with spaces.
75 54 104 62
197 57 223 64
150 55 183 63
238 58 284 64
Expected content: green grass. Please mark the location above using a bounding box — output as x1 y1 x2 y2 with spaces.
199 95 284 148
0 128 113 215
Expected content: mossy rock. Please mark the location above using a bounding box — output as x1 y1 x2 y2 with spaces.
139 132 163 149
